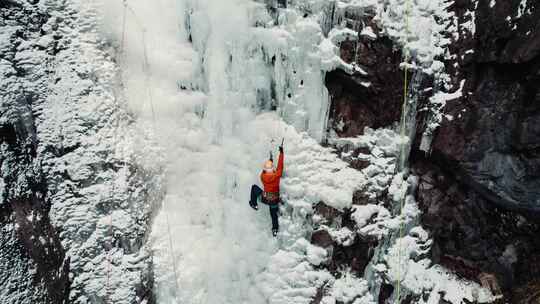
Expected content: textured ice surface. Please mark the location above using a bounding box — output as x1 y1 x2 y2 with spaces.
97 0 369 302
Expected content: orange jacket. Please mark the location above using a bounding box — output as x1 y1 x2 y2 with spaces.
260 152 284 193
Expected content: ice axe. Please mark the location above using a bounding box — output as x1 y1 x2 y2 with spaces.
269 138 284 162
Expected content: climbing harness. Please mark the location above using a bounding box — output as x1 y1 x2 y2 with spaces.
263 191 280 202
395 0 412 302
104 1 180 302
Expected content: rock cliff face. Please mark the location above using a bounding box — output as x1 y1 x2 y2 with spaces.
413 159 540 303
1 2 69 302
326 17 404 138
417 0 540 301
327 0 540 302
0 1 162 303
433 0 540 213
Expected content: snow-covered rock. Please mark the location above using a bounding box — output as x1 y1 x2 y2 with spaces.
0 0 163 303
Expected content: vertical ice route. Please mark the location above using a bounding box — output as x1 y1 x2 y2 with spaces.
98 0 364 303
146 2 283 302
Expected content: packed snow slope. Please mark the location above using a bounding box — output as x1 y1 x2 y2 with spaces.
99 0 496 303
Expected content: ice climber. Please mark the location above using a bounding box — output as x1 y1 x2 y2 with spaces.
249 144 284 237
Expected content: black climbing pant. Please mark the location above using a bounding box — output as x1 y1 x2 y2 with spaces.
249 184 279 230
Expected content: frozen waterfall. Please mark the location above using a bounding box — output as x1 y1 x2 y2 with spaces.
99 0 348 303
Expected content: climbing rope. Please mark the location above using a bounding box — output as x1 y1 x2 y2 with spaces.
395 0 412 302
139 16 181 299
111 0 181 300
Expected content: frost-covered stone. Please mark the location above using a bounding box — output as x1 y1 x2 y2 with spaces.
0 1 163 303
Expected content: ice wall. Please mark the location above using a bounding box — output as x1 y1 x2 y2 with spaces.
97 0 372 303
183 0 354 143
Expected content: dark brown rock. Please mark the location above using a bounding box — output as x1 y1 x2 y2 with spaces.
408 3 540 300
310 283 328 304
326 13 405 137
412 159 540 302
311 229 333 248
336 145 372 171
349 159 370 171
429 0 540 212
8 199 69 303
329 234 378 277
0 117 69 303
330 208 379 276
475 0 540 64
314 201 341 225
310 203 379 277
511 279 540 304
325 0 540 303
352 189 371 205
378 283 394 304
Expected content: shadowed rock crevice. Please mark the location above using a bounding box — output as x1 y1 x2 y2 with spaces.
1 120 69 302
326 12 404 137
412 158 540 302
8 198 70 302
310 202 378 278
